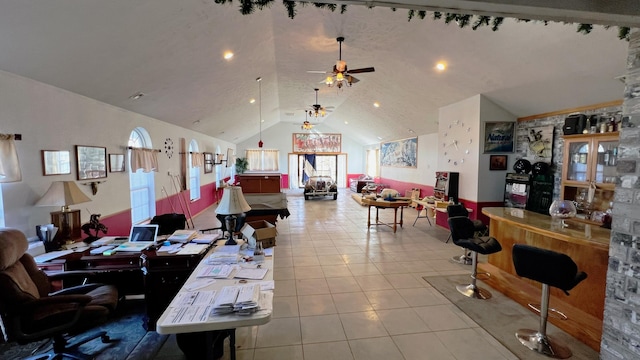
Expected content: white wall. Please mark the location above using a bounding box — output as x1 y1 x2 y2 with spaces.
438 95 482 202
377 133 439 187
437 94 516 203
478 95 517 202
0 70 234 236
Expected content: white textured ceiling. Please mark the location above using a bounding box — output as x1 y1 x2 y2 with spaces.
0 1 630 145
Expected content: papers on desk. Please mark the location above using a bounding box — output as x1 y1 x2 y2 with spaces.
197 265 236 279
176 243 208 255
168 230 199 243
191 233 220 244
212 284 261 315
164 291 217 325
33 250 73 263
234 267 268 280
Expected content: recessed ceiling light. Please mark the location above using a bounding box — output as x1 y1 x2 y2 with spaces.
408 129 415 133
261 119 265 123
344 121 349 124
193 120 201 125
223 51 234 60
377 136 383 140
373 102 380 108
129 92 144 100
249 98 256 104
436 62 446 71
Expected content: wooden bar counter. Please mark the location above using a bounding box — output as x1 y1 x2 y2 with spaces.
480 207 610 352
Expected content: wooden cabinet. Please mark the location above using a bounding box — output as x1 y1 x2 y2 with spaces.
237 174 281 193
561 132 618 223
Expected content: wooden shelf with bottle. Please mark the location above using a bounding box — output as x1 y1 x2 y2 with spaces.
561 132 618 225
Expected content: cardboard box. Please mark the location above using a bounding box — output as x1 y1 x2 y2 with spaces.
241 220 277 248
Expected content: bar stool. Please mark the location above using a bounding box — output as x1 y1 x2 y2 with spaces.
512 244 588 359
447 204 488 264
447 216 502 299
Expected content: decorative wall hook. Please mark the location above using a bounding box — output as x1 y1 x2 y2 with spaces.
82 180 106 195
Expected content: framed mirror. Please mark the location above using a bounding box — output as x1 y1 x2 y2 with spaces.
76 145 107 180
41 150 71 176
109 153 125 172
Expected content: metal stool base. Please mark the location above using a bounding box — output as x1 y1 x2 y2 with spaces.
515 329 572 359
456 284 492 299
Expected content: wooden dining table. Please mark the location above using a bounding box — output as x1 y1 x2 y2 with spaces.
363 197 412 233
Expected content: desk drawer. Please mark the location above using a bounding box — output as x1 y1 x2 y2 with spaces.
142 255 199 271
76 255 141 270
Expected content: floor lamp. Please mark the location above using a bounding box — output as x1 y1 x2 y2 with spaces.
215 186 251 245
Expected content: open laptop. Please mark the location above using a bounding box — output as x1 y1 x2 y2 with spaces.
114 224 159 252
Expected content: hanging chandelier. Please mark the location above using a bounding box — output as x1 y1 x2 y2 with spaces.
301 112 313 130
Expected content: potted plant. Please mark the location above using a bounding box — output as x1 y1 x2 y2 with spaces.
235 157 248 174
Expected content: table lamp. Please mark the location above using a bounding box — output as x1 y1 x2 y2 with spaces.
35 181 91 243
215 186 251 245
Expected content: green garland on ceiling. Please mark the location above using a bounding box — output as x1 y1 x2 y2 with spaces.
212 0 630 41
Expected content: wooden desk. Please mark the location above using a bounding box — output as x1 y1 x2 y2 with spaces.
363 198 411 233
156 241 273 360
480 207 609 351
36 243 213 330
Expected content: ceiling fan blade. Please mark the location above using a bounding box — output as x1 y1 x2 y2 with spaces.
347 75 360 84
307 70 328 74
347 67 375 74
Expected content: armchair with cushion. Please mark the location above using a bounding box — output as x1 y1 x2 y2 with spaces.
0 228 119 360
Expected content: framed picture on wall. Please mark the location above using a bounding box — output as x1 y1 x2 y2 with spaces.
203 152 213 173
293 133 341 153
41 150 71 176
108 153 125 172
76 145 107 180
380 137 418 168
484 122 515 153
489 155 508 170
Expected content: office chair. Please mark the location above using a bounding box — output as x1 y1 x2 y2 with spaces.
0 228 119 360
150 213 187 235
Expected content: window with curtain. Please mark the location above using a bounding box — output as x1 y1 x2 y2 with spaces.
128 128 156 224
0 185 4 227
246 149 279 172
188 140 201 201
366 149 380 177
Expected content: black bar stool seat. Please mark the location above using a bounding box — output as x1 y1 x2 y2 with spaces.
512 244 588 359
448 216 502 299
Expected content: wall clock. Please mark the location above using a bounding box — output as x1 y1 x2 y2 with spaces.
164 138 174 159
442 120 473 166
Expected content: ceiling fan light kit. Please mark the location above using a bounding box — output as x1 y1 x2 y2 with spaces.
320 37 375 89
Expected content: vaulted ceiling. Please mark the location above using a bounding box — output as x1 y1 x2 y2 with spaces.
0 1 631 145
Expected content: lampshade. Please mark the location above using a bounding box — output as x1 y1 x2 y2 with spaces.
35 181 91 211
215 186 251 215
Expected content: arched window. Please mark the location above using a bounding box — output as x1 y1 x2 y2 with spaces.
189 139 201 201
128 128 156 224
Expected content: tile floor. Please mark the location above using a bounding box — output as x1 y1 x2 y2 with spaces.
154 189 517 360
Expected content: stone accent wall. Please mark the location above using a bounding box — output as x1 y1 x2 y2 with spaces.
601 29 640 360
514 107 621 201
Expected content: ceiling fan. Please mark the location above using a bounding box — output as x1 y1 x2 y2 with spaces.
308 36 375 89
307 88 334 118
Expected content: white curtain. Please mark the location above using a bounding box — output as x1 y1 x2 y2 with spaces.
246 150 262 171
263 149 279 171
130 147 158 172
288 154 298 189
0 134 22 183
337 154 347 188
191 152 204 167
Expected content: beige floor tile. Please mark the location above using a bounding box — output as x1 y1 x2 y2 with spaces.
295 278 330 295
436 328 513 359
355 274 394 291
294 265 325 279
255 317 301 348
273 279 296 297
414 304 474 331
302 341 355 360
384 273 427 288
397 287 449 307
321 264 353 277
348 337 404 360
326 276 361 293
318 254 347 265
339 311 389 339
273 266 295 280
293 255 321 267
300 314 347 343
298 294 337 316
392 333 456 360
332 292 373 313
347 263 382 276
252 345 304 360
364 289 410 310
376 308 430 335
272 295 299 318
